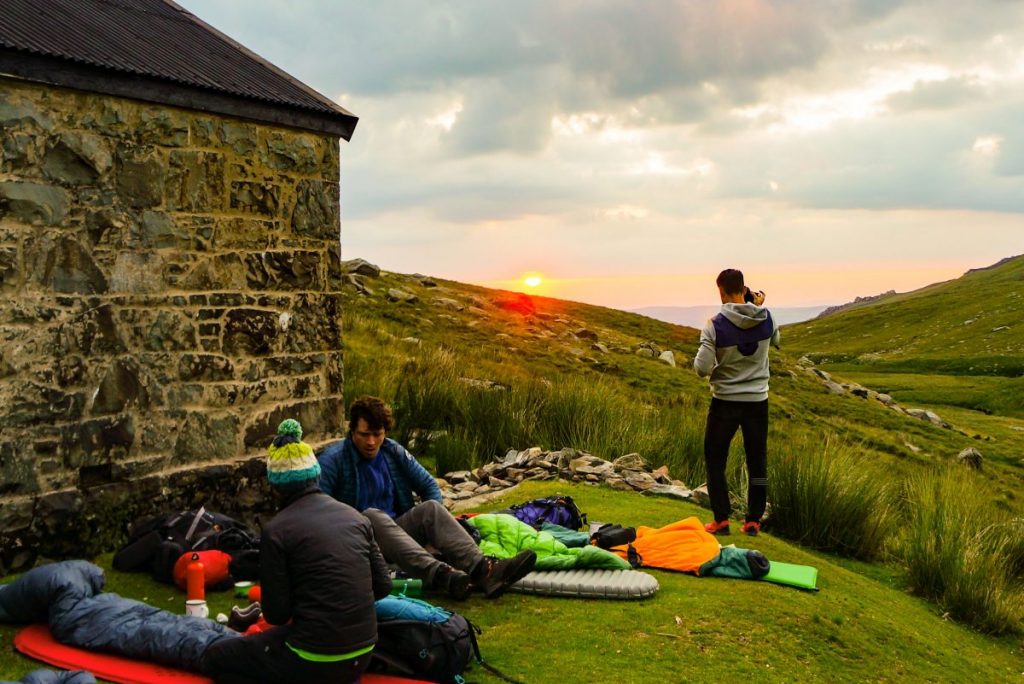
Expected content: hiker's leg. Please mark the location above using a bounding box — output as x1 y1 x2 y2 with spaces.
202 626 294 683
203 626 368 684
363 507 444 582
704 397 740 522
739 399 769 522
394 500 484 575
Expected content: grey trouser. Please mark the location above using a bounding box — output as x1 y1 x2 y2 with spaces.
363 500 484 583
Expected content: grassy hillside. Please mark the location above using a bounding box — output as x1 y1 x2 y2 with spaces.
1 482 1022 683
785 254 1024 376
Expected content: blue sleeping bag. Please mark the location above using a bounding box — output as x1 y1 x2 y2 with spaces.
0 560 237 671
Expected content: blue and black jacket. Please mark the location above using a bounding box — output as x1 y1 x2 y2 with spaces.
693 303 781 401
317 437 442 517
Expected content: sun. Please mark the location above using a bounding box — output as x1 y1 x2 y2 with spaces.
523 274 543 288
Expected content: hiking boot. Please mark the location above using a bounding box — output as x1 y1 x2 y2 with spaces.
227 602 262 631
704 519 731 536
432 564 472 601
473 550 537 599
741 521 761 537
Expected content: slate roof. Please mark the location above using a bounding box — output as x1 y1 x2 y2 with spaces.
0 0 357 139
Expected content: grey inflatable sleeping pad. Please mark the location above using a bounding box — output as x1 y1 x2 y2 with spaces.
509 569 659 600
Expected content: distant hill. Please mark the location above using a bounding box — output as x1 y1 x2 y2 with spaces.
785 254 1024 376
630 304 830 328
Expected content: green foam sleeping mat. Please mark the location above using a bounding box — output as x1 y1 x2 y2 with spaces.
761 561 819 591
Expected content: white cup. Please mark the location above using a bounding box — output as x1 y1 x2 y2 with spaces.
185 599 209 618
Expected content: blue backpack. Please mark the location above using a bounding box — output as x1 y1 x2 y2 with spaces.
508 495 587 531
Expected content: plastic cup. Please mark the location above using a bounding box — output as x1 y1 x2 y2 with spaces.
234 581 254 598
185 599 209 618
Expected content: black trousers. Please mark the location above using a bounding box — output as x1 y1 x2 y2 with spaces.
703 397 769 523
202 625 370 684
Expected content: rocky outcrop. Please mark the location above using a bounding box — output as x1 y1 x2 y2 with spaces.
816 290 897 318
439 446 692 504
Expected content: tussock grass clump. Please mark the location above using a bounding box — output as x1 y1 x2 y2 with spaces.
900 470 1024 634
767 435 894 559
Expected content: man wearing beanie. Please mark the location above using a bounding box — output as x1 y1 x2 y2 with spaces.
203 419 392 684
318 396 537 600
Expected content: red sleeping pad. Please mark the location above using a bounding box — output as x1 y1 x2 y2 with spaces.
15 624 427 684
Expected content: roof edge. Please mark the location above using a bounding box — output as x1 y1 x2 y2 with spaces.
0 49 358 140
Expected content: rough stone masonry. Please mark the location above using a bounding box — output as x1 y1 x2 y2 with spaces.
0 78 347 571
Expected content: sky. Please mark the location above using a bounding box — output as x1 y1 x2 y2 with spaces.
179 0 1024 309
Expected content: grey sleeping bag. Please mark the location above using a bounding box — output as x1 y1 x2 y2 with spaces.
0 560 237 672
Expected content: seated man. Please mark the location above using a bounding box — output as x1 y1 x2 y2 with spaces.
319 396 536 600
203 419 392 683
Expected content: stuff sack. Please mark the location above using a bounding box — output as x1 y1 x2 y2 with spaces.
590 523 637 550
113 507 258 585
509 495 587 531
171 550 234 591
373 597 479 684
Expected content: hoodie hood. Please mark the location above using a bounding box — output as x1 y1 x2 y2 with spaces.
720 303 769 330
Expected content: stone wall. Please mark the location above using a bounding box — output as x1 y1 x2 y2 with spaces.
0 78 346 571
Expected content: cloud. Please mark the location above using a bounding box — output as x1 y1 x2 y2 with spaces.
885 76 988 112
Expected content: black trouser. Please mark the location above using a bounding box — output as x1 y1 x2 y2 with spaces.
202 625 370 684
703 397 769 523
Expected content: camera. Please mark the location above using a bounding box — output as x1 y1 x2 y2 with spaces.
743 287 758 303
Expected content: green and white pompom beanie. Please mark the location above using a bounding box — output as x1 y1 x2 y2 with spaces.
266 419 321 488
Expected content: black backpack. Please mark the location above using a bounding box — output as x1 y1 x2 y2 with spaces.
113 507 259 584
373 612 478 684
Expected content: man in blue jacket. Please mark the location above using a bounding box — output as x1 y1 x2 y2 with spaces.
319 396 536 600
693 269 780 538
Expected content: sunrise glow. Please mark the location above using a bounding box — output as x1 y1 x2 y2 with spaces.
523 274 543 288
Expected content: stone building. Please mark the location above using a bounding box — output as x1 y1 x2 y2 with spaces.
0 0 357 571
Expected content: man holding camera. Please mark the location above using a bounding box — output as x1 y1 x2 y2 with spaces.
693 269 780 537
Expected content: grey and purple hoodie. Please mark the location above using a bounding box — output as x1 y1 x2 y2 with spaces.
693 303 781 402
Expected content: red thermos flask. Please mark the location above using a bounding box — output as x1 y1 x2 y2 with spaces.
185 553 205 601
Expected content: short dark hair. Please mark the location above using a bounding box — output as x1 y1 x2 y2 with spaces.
716 269 745 295
348 395 394 433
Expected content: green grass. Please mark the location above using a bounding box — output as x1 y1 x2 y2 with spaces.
2 482 1022 682
899 470 1024 634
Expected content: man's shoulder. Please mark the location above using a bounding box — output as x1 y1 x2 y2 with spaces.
382 438 416 462
317 438 351 461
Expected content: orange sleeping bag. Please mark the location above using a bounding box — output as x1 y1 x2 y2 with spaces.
611 516 721 573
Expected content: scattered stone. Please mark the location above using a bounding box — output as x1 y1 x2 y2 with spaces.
386 288 417 303
592 342 610 354
642 484 693 501
658 350 676 367
813 368 832 382
574 327 598 341
991 326 1010 332
612 452 649 472
412 274 437 287
906 408 948 428
877 393 894 406
635 347 656 359
400 336 421 345
904 442 922 454
823 381 846 395
796 356 815 367
434 297 464 312
340 258 380 277
850 387 869 399
957 447 983 470
691 484 711 509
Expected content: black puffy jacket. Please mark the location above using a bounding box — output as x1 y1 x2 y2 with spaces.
261 483 392 655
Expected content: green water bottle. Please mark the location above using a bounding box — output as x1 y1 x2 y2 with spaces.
390 578 423 598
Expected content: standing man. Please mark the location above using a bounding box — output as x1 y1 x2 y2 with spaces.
203 419 392 684
318 396 537 600
693 269 780 537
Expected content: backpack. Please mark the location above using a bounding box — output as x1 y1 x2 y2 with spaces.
113 507 258 584
508 495 587 531
590 523 637 550
372 596 479 684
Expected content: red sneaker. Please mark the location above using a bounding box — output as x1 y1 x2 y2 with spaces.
704 519 731 536
741 521 761 537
